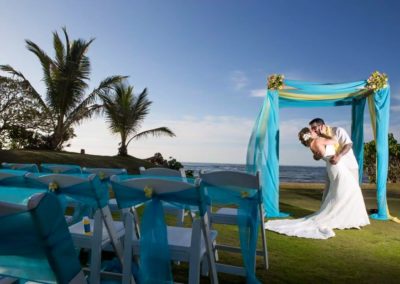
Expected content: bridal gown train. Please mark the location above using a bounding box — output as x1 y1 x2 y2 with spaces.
265 145 370 239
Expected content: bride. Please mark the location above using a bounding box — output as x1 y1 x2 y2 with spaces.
264 127 370 239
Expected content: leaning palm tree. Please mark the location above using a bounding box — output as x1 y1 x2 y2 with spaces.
0 27 126 150
101 82 175 156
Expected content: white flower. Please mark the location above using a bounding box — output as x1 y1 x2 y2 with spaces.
302 133 312 142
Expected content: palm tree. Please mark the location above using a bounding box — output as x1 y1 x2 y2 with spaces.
101 82 175 156
0 27 126 150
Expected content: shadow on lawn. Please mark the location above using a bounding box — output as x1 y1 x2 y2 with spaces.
277 202 315 218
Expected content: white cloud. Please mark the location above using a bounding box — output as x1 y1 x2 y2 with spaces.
249 89 266 97
230 70 248 90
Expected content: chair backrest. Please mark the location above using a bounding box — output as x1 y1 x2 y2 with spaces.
199 170 262 283
0 190 85 283
199 170 260 192
110 176 209 283
1 162 39 173
24 173 107 210
110 176 200 212
82 167 127 180
40 163 82 174
0 169 30 187
139 167 186 178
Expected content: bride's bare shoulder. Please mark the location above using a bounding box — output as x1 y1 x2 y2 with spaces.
310 138 325 154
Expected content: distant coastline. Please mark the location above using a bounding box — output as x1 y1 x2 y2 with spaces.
183 162 370 183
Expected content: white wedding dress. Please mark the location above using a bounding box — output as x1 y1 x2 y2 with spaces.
265 145 370 239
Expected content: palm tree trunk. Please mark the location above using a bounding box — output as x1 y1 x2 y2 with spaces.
50 120 64 150
118 134 128 156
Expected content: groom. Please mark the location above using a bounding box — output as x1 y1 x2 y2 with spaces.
309 118 359 201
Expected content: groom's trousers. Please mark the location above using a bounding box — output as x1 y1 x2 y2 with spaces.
322 168 359 203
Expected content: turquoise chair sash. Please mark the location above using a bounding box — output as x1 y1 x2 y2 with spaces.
0 189 83 283
111 177 207 283
40 164 82 174
201 182 261 284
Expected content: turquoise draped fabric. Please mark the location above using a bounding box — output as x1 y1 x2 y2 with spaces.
369 87 390 220
0 189 82 283
247 78 391 221
111 177 207 283
351 97 367 183
201 183 261 283
247 89 287 217
283 80 365 93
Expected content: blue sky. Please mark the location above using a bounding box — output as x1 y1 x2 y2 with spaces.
1 0 399 165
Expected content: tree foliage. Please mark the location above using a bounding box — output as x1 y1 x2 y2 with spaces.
0 78 52 149
364 133 400 183
147 152 184 169
0 28 125 150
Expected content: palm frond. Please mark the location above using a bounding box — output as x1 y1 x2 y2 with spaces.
25 40 55 103
64 104 103 129
53 30 65 68
126 127 176 146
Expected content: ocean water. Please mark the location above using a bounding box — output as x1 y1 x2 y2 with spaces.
183 163 369 183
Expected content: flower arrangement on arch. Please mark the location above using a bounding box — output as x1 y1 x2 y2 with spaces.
267 74 285 90
366 71 388 91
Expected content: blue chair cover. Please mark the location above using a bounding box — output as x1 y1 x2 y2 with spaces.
111 177 208 284
40 163 82 174
82 167 127 182
0 189 83 283
201 182 261 283
26 173 109 224
1 163 39 173
0 169 32 187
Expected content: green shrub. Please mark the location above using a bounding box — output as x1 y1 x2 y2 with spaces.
364 133 400 183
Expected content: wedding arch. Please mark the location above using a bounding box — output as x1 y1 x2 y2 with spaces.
246 71 393 221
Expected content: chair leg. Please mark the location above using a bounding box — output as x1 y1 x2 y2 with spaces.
131 207 141 239
201 212 219 284
89 210 103 284
123 212 133 284
100 206 124 261
188 219 202 284
259 205 269 270
176 209 185 226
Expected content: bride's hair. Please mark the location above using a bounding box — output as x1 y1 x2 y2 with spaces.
298 127 313 147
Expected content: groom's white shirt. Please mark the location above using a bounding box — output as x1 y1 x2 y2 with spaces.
332 126 359 170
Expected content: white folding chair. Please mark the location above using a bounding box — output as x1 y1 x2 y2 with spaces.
25 173 133 283
0 190 86 283
111 176 219 284
200 171 268 276
83 167 130 212
139 167 192 226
